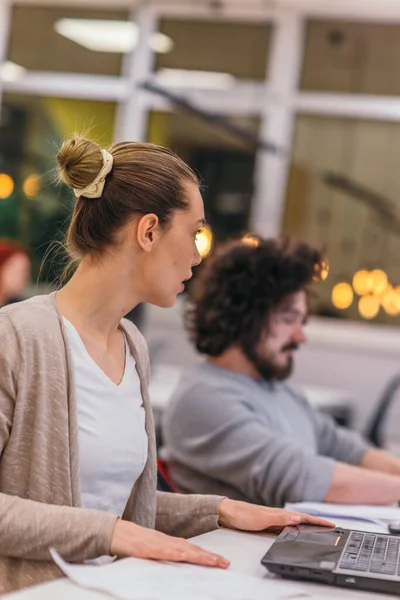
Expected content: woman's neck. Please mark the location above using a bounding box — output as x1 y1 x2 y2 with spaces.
56 258 142 339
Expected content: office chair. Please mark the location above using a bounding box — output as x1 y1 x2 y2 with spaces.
157 459 179 493
365 374 400 447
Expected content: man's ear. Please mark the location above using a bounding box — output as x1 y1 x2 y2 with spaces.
136 213 160 252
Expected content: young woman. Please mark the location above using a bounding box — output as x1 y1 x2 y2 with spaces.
0 137 331 593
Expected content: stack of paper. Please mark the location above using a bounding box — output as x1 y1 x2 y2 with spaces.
51 549 309 600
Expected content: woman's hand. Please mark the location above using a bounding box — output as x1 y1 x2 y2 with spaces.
218 498 335 533
109 520 230 568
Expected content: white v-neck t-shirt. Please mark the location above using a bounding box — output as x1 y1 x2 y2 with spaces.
63 317 148 517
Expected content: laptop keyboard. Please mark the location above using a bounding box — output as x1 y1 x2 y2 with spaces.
339 532 400 576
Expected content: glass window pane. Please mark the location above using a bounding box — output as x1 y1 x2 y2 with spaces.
0 94 116 283
148 110 260 242
156 19 272 81
301 20 400 96
283 114 400 324
8 6 130 75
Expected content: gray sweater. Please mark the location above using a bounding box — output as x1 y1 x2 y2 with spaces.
162 361 371 507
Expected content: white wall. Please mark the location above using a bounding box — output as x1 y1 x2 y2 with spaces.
291 318 400 438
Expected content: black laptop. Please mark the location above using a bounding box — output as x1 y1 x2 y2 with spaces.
262 524 400 595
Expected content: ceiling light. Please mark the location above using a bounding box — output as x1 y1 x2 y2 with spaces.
54 19 173 55
55 19 137 53
0 61 26 82
150 33 174 54
155 68 236 90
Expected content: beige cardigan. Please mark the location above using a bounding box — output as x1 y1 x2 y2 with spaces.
0 293 222 594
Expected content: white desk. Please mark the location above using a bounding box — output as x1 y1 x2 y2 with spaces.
4 528 397 599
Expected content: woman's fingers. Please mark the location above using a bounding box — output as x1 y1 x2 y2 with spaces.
110 506 332 571
149 538 230 568
110 521 230 568
217 498 335 533
290 512 335 527
256 508 335 532
260 510 300 531
176 542 230 568
268 510 335 528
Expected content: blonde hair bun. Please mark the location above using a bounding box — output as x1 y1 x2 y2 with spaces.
56 136 104 191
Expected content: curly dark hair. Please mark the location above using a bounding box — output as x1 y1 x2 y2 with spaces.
186 235 324 356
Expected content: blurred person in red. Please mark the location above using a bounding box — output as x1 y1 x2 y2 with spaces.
0 239 31 307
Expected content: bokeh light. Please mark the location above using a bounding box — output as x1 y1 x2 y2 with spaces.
23 174 40 198
241 234 260 248
320 259 329 281
0 174 14 199
370 269 388 296
332 282 354 310
352 270 373 296
381 285 400 316
358 295 380 320
195 224 213 258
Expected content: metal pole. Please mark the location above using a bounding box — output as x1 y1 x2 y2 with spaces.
114 3 157 143
0 0 13 119
249 10 305 237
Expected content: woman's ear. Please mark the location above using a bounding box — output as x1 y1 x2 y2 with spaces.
136 213 160 252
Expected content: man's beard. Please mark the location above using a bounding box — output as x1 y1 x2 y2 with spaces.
242 342 297 382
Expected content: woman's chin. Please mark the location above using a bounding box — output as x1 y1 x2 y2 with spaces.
149 293 177 309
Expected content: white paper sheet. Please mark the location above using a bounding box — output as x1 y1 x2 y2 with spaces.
50 548 315 600
286 502 400 534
